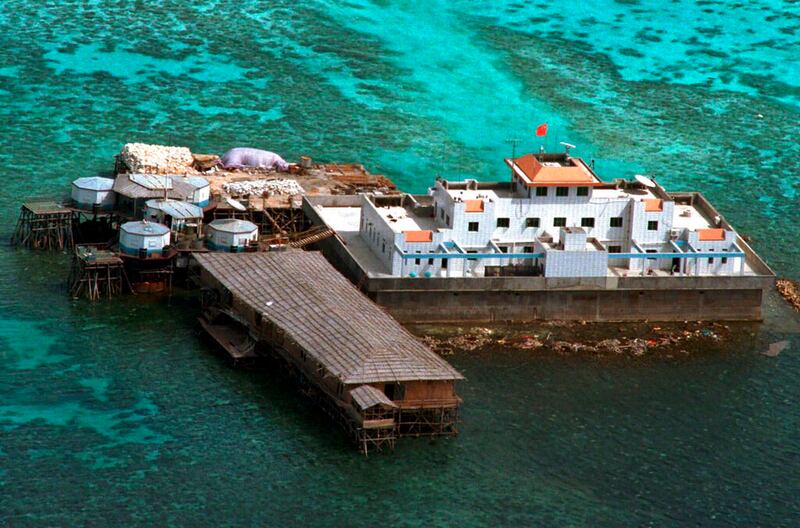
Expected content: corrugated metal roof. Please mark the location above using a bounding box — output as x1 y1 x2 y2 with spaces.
72 177 115 191
208 218 258 234
184 176 210 189
120 221 170 236
350 385 397 410
113 174 196 200
129 173 173 190
194 251 464 384
146 199 203 219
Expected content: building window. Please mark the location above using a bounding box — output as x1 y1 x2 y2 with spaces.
647 220 658 231
496 217 510 228
721 257 728 264
467 250 478 261
446 214 450 225
610 217 623 228
556 186 569 197
553 217 567 227
577 187 589 196
581 217 595 228
525 217 540 228
535 187 548 197
428 258 434 265
646 249 657 260
442 258 448 269
708 257 714 264
468 222 479 232
523 246 534 253
608 245 622 254
499 246 508 253
415 257 420 265
382 242 385 253
439 208 444 219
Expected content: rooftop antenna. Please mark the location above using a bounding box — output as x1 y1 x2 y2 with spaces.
505 137 520 160
436 141 449 181
560 142 576 157
505 137 520 182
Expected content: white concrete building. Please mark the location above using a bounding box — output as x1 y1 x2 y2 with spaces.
329 152 750 279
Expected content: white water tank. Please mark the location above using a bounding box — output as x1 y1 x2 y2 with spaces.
119 221 171 257
71 177 115 209
206 218 258 252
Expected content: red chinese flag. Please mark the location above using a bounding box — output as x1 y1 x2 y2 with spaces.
535 123 548 137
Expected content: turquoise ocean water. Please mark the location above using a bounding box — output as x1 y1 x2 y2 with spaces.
0 1 799 525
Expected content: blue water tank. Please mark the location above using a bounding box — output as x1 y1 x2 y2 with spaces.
423 271 433 278
409 271 417 278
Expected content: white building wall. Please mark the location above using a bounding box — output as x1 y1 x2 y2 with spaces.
629 200 675 244
120 231 171 251
684 230 739 275
544 250 608 277
360 196 405 273
72 187 116 208
193 186 210 205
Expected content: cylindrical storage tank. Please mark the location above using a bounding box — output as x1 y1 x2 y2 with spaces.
206 218 259 252
71 177 116 210
119 221 171 257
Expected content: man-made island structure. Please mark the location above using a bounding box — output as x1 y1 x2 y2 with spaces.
11 142 776 451
306 151 774 322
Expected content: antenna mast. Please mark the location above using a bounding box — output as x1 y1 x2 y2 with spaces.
505 137 520 182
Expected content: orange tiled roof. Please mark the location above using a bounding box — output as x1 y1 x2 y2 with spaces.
643 199 663 212
507 153 600 187
698 228 725 241
404 230 433 243
464 199 484 213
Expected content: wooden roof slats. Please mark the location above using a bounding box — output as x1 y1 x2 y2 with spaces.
195 251 463 384
350 385 397 410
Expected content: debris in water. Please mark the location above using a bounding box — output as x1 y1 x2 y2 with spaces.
764 340 789 357
776 279 800 312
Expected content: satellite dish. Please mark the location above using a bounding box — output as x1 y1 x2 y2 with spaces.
635 174 656 188
226 196 247 211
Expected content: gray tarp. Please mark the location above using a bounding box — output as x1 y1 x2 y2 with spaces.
220 148 289 171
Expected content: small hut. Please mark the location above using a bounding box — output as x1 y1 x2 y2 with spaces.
145 199 203 235
119 221 171 257
71 177 115 210
184 176 210 206
206 218 259 252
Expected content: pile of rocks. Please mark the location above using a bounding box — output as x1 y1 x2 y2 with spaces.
222 179 305 197
120 143 195 174
776 279 800 311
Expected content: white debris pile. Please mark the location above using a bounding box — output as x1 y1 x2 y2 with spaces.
222 179 305 197
119 143 195 174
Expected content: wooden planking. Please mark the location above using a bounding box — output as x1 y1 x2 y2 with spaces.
195 251 463 384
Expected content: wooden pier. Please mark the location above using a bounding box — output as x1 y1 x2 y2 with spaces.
11 201 74 250
194 250 463 454
67 245 131 300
